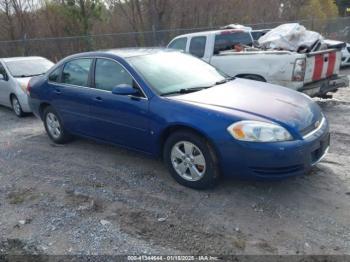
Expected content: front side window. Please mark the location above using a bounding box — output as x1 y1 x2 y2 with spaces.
94 59 134 92
128 52 226 96
189 36 206 58
62 58 93 87
5 58 54 78
168 37 187 51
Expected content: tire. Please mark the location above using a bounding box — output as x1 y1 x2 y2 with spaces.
163 131 220 189
241 75 266 82
43 106 71 144
11 95 25 117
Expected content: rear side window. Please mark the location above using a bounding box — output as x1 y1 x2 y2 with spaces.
214 32 253 54
48 67 61 83
168 37 187 51
189 36 206 58
62 58 93 87
94 58 133 92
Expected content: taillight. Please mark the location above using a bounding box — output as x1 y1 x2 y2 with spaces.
292 58 306 81
26 82 31 96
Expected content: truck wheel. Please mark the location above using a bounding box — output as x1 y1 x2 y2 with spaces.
163 131 220 189
43 106 72 144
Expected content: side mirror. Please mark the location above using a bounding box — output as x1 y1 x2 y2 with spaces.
0 73 5 81
112 84 139 96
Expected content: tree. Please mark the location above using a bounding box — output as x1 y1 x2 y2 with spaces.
334 0 350 16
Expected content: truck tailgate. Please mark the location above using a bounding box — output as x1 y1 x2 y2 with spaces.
304 49 342 84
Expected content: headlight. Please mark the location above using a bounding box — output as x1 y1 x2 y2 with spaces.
227 120 292 142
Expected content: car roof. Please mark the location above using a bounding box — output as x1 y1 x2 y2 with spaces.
105 48 175 58
172 29 248 39
0 56 47 63
65 48 178 61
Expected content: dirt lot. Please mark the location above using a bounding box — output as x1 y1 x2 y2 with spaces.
1 69 350 256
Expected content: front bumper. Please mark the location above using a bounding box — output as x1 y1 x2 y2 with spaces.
217 118 330 179
298 75 349 97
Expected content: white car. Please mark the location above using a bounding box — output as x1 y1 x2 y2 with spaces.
341 43 350 67
0 56 54 117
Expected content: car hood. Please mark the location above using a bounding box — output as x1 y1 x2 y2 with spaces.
168 78 322 134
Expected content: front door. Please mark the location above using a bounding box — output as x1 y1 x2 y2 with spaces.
89 58 151 152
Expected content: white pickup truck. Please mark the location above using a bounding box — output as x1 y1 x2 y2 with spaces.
167 29 349 97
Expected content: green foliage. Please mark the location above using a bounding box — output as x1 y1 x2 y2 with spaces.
334 0 350 16
300 0 339 19
61 0 104 35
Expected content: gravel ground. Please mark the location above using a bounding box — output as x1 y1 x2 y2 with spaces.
0 69 350 256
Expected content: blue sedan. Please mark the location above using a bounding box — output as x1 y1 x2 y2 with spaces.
28 49 330 189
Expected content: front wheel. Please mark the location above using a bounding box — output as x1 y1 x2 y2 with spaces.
163 131 220 189
43 106 72 144
11 95 25 117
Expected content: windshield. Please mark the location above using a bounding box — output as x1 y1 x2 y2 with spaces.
128 52 227 96
5 58 54 78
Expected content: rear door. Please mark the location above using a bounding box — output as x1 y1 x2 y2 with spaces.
304 49 342 84
49 58 94 136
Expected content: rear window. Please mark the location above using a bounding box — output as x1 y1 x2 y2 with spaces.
5 58 54 78
214 32 253 54
251 30 269 40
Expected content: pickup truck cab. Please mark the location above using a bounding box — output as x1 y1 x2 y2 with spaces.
168 29 349 97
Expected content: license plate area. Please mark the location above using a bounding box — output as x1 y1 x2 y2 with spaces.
311 133 330 165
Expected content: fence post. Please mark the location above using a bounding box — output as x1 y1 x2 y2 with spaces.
22 33 28 56
152 24 157 46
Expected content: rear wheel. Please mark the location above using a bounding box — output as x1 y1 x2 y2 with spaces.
163 131 220 189
43 106 71 144
11 95 25 117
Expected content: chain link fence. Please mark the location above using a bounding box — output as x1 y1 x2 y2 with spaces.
0 17 349 61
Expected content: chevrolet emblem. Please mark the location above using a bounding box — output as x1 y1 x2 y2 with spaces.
314 120 320 128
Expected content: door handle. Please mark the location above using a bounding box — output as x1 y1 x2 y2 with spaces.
54 89 61 94
94 96 103 102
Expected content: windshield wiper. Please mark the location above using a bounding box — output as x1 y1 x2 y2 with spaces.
161 77 235 96
161 86 212 96
15 73 44 78
215 76 235 85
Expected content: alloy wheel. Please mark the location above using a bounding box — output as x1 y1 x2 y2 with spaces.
46 112 62 139
12 97 21 116
170 141 206 181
